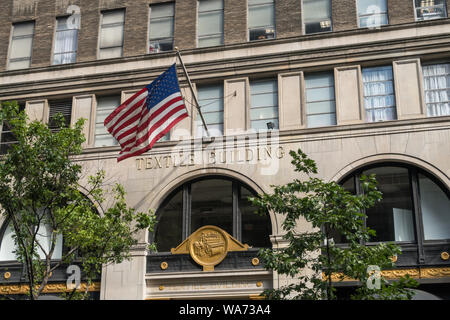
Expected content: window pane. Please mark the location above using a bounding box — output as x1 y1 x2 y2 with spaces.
199 0 223 12
198 36 223 47
100 25 124 48
13 22 35 37
149 39 173 53
249 3 274 28
191 179 233 235
197 85 223 137
359 13 388 28
422 63 450 117
362 66 397 122
198 12 223 36
54 17 78 65
155 188 183 252
240 186 271 247
363 167 415 242
10 37 33 59
0 223 17 261
49 100 72 129
99 47 123 59
95 96 120 147
250 80 278 130
415 0 447 20
307 113 337 128
419 174 450 240
8 60 31 70
36 223 63 260
358 0 388 13
102 10 125 24
303 0 331 21
149 18 174 39
305 73 336 128
151 3 175 18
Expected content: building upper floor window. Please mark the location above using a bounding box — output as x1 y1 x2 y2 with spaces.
414 0 447 21
197 0 224 48
8 21 35 70
95 96 120 147
248 0 275 41
149 3 175 53
53 16 78 65
152 176 272 252
422 63 450 117
1 103 24 154
99 9 125 59
302 0 332 34
48 99 72 131
357 0 389 28
196 84 224 137
335 164 450 245
0 220 63 261
250 79 279 130
305 72 337 128
362 66 397 122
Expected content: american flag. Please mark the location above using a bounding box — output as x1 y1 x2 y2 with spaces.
104 64 188 162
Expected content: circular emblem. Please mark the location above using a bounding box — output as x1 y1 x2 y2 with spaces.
441 252 449 261
189 225 229 271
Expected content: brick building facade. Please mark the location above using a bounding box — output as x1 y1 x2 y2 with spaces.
0 0 449 300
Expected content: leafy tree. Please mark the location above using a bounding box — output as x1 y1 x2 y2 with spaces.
250 149 418 300
0 101 156 300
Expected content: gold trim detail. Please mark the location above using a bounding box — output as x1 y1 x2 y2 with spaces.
252 258 260 266
3 272 11 280
441 252 449 261
323 267 450 282
160 262 168 270
159 285 165 291
0 282 100 295
171 225 249 271
256 281 263 287
391 255 398 263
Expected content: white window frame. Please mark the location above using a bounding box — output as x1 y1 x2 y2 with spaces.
197 0 224 48
301 0 332 35
249 79 279 131
356 0 389 28
98 9 125 60
148 2 175 54
421 62 450 117
53 16 79 65
248 0 276 41
7 21 35 70
413 0 448 21
304 72 337 128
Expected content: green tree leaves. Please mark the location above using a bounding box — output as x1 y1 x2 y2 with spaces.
0 101 156 300
251 148 418 300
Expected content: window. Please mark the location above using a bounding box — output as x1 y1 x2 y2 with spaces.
95 96 120 147
48 99 72 131
197 0 224 47
422 63 450 117
196 84 224 137
302 0 332 34
414 0 447 21
153 176 272 252
357 0 389 28
99 10 125 59
0 220 63 261
8 21 35 70
53 16 78 65
0 103 24 154
250 79 279 130
149 3 175 53
248 0 275 41
338 164 450 245
305 73 337 128
362 66 397 122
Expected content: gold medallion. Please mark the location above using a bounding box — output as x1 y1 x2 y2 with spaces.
189 226 229 272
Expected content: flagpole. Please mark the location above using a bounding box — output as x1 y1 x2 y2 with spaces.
174 47 211 138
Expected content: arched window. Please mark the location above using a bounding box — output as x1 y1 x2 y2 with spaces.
337 163 450 265
152 176 272 253
0 220 63 262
